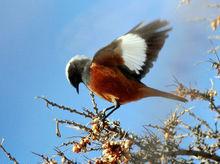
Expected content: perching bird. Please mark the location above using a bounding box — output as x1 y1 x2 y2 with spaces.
66 20 187 118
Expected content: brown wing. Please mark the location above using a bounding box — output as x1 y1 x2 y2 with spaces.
92 20 172 80
91 40 124 67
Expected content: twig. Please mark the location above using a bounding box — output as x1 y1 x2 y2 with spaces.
184 109 212 130
37 96 91 118
175 80 220 114
60 141 78 147
83 108 95 118
56 119 91 136
54 148 77 164
90 92 99 114
32 151 61 163
86 147 102 152
0 139 19 164
56 120 62 137
32 152 50 163
171 149 220 162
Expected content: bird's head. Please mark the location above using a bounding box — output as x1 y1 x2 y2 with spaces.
65 55 90 94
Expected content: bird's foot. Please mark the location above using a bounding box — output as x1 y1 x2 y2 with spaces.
100 111 108 123
101 102 120 121
100 105 115 121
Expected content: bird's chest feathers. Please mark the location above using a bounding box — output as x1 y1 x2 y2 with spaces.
87 63 140 103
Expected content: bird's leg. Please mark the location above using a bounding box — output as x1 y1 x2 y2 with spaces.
102 101 120 120
101 105 114 119
102 105 115 113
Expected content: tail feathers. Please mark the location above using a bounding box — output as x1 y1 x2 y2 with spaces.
141 86 188 102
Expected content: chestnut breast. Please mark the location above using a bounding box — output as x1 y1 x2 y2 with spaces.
87 63 145 104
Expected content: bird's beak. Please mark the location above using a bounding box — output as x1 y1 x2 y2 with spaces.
74 83 79 94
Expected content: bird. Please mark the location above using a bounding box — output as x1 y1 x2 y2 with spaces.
65 20 187 118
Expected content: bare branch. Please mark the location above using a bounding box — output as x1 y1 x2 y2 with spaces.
175 81 220 114
89 92 99 114
54 148 77 164
0 139 19 164
56 119 91 134
32 152 59 164
37 96 92 118
172 149 220 162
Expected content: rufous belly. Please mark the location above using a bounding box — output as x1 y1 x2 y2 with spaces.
87 63 145 104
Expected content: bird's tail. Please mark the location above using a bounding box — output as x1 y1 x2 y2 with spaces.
141 86 187 102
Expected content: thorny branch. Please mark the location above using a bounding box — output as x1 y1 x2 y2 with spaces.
32 152 52 163
171 149 220 162
90 92 99 114
174 78 220 114
33 148 78 164
140 107 220 162
0 139 19 164
36 95 135 163
55 148 77 164
55 119 91 137
35 90 220 163
37 96 92 118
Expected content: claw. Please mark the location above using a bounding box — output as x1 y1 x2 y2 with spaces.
99 100 120 121
101 111 107 122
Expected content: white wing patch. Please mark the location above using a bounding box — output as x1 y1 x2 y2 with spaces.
117 33 147 74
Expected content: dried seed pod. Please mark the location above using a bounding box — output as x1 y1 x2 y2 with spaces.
72 144 81 153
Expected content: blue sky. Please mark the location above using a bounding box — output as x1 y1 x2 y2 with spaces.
0 0 219 163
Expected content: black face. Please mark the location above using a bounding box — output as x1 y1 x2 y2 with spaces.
66 58 91 94
67 62 82 94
